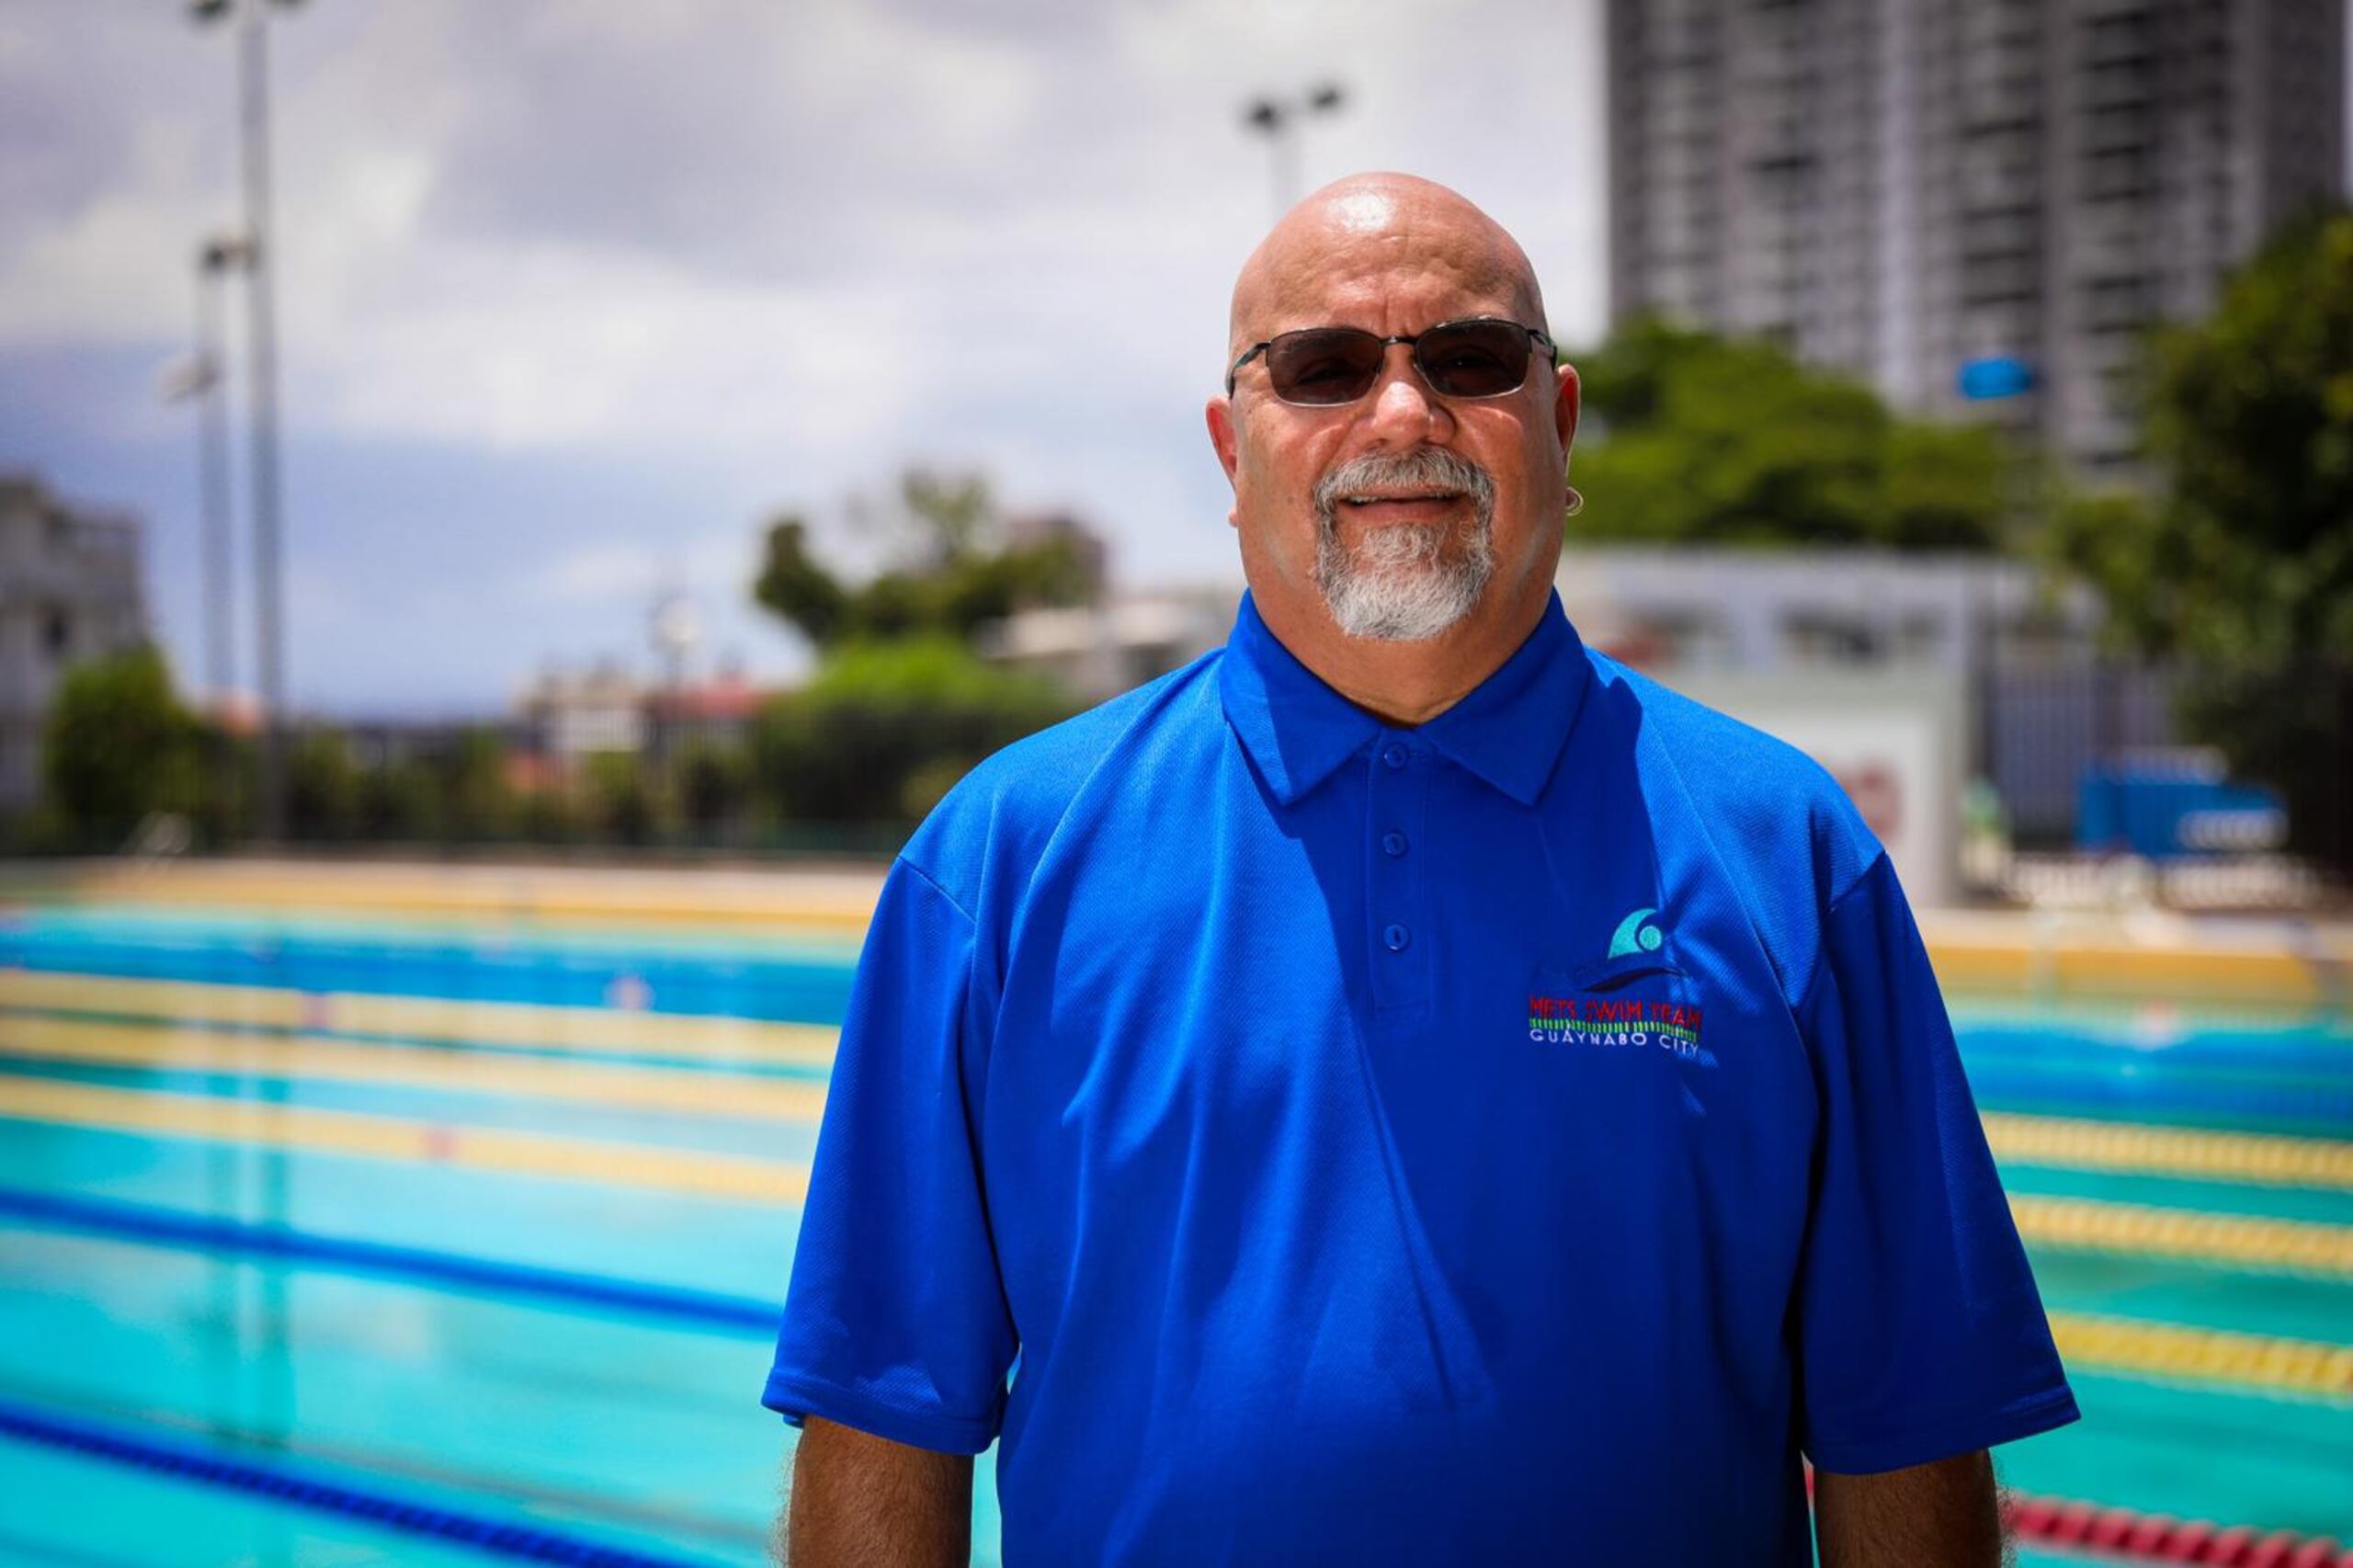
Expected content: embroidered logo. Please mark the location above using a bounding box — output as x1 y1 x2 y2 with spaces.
1528 991 1708 1055
1607 906 1665 958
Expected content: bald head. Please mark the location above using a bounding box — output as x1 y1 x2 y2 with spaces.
1227 174 1546 359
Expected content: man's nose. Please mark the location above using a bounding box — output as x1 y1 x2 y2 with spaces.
1361 345 1450 444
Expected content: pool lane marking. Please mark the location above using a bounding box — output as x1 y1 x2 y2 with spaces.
2009 1194 2353 1278
1982 1112 2353 1192
6 1075 2349 1276
0 1077 809 1206
0 1187 779 1334
0 969 839 1069
0 1014 826 1125
9 1187 2347 1406
0 1396 719 1568
9 1008 2352 1196
2045 1311 2353 1402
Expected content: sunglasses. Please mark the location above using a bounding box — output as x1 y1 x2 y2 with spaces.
1226 316 1555 404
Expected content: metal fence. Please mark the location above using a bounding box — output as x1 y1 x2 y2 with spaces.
1983 654 2352 892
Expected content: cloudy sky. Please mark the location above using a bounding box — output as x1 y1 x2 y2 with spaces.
0 0 1609 716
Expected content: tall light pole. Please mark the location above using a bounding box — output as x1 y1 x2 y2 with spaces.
1241 83 1346 218
192 0 301 842
159 234 250 713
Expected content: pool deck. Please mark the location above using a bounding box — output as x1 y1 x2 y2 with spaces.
5 856 2348 1009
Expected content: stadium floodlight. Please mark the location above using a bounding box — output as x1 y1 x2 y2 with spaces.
1240 82 1349 217
188 0 304 839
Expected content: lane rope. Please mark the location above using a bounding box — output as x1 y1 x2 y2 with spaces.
2047 1311 2353 1402
1986 1113 2353 1191
0 970 840 1069
10 1188 2350 1411
0 1187 779 1335
0 1077 810 1205
2009 1195 2353 1279
0 1396 717 1567
1999 1487 2353 1566
0 1012 826 1124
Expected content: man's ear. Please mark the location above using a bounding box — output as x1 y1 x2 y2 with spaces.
1206 395 1247 530
1206 394 1241 485
1553 360 1581 453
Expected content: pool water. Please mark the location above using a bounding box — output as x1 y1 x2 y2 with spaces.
0 903 2346 1565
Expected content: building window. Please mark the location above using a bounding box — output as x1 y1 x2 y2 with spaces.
41 608 71 660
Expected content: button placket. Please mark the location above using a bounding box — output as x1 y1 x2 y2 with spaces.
1367 733 1432 1015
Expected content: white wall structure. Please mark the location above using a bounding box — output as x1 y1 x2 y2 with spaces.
1665 665 1968 908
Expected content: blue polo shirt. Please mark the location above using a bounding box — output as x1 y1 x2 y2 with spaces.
765 588 2077 1564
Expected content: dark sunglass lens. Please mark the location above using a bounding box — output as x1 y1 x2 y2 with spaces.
1267 329 1384 404
1417 322 1529 396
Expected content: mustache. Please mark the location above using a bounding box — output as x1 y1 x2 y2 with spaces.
1311 448 1495 522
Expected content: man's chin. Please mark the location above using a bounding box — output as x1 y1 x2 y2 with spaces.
1319 570 1487 642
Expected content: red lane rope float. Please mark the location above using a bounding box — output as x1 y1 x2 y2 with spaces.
1805 1471 2351 1566
1999 1491 2348 1565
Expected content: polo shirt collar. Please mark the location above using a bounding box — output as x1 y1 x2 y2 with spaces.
1218 586 1593 808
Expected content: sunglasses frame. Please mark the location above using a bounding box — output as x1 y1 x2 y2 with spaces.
1225 316 1556 403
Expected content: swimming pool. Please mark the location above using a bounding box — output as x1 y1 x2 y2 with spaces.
0 896 2346 1564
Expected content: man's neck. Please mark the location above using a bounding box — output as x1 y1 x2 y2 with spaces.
1252 585 1551 728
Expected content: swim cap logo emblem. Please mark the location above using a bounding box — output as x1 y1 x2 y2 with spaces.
1607 907 1665 959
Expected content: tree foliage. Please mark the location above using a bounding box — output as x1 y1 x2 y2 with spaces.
1568 318 2016 552
2047 208 2353 665
2044 208 2353 876
752 636 1073 823
39 645 208 847
754 468 1097 649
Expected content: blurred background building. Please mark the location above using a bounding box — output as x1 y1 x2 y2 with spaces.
0 475 149 816
1605 0 2347 480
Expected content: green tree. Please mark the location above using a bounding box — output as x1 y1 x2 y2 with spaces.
752 637 1072 824
40 645 207 848
676 741 754 844
584 752 663 846
439 728 515 841
1568 318 2017 552
2049 208 2353 664
2045 207 2353 874
754 468 1097 649
286 730 360 841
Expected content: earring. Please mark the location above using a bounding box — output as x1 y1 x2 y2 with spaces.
1564 485 1584 518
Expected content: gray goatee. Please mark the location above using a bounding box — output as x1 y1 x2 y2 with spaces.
1310 448 1496 642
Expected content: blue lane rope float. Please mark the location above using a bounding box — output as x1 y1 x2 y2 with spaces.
0 1397 716 1567
0 999 835 1083
0 1187 779 1335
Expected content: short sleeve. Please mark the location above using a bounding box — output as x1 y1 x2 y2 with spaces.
761 856 1017 1453
1790 853 2079 1474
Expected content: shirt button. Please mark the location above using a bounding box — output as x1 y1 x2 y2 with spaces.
1381 743 1409 769
1382 922 1411 952
1381 830 1408 857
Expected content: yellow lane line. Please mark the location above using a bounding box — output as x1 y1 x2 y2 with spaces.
2 1071 2348 1278
0 1014 825 1125
0 970 839 1069
2048 1311 2353 1401
0 1077 809 1206
1984 1113 2353 1192
2010 1194 2353 1278
1 873 879 934
1 1014 2330 1197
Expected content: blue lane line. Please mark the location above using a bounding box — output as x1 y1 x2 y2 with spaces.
0 1003 834 1083
1964 1065 2353 1131
0 1187 780 1337
0 1396 713 1568
0 935 855 1027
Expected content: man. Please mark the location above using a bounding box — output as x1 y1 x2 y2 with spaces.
766 174 2077 1565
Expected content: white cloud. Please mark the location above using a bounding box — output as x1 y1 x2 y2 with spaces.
0 0 1608 710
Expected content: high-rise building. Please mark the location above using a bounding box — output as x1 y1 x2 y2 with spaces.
1604 0 2347 482
0 475 150 817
